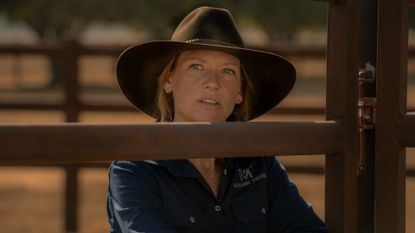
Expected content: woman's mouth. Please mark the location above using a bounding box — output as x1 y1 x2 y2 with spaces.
199 99 219 105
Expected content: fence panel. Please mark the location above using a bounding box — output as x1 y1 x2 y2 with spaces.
0 121 341 165
326 0 361 232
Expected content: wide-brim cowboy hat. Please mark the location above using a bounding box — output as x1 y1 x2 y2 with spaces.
117 6 296 120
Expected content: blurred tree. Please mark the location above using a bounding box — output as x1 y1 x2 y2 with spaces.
0 0 327 41
233 0 326 40
0 0 327 87
0 0 84 41
409 8 415 29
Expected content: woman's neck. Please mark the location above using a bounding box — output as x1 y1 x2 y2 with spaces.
189 158 223 197
189 158 216 171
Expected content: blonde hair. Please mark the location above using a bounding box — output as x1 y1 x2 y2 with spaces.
154 56 254 122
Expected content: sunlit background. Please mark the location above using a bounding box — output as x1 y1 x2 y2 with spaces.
0 1 414 233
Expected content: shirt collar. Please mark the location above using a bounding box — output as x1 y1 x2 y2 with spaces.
154 158 236 178
155 159 198 177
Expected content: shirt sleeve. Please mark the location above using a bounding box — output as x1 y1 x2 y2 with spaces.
107 161 176 233
266 157 328 233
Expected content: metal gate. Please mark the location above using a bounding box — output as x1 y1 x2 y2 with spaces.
0 1 414 233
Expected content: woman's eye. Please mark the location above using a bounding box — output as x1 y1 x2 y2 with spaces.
222 68 236 75
189 64 203 70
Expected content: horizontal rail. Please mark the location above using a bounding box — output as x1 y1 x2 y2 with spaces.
402 113 415 147
0 44 326 57
0 44 60 55
3 43 415 57
0 121 342 165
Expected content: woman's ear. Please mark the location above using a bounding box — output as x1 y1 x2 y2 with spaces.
163 78 173 94
235 93 243 104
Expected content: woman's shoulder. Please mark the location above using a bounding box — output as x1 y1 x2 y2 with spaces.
232 156 279 166
109 160 167 177
111 160 165 167
231 156 286 175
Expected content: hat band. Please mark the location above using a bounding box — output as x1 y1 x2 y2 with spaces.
185 38 241 48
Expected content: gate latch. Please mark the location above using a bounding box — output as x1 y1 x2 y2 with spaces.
358 69 376 129
357 69 376 176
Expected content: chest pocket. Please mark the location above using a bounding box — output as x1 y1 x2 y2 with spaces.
232 193 268 233
163 194 205 233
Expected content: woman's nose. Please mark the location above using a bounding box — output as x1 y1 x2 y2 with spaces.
203 72 220 89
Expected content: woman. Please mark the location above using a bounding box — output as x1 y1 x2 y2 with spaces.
108 6 328 233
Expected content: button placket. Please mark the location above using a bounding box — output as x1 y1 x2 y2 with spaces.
189 216 195 223
214 205 222 212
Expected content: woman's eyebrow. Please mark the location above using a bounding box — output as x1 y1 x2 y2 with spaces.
185 57 206 62
186 57 240 66
222 62 240 67
183 57 240 69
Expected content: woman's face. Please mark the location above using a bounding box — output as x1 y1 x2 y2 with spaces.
164 50 243 122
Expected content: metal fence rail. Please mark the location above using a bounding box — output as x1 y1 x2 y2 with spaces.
0 121 342 165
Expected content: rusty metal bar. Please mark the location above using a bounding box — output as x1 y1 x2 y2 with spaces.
375 0 408 233
402 114 415 147
0 121 342 165
325 0 360 232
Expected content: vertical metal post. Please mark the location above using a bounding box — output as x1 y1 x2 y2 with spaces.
375 0 408 233
61 38 81 232
325 1 360 232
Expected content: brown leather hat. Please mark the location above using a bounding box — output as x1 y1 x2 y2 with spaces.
116 6 296 120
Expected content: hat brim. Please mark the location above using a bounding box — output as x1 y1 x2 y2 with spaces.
116 41 296 120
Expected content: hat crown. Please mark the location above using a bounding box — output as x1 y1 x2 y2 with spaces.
171 7 244 47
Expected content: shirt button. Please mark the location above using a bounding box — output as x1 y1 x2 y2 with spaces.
261 207 266 214
223 169 228 175
189 216 195 223
214 205 222 212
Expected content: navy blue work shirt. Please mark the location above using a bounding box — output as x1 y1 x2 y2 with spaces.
107 156 327 233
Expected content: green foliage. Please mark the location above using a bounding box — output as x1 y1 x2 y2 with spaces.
409 8 415 29
233 0 327 40
0 0 85 39
0 0 327 41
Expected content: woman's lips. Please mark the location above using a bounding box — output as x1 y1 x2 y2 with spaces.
199 99 219 105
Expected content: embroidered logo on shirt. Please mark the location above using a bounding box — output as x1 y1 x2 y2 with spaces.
233 173 267 188
233 165 266 188
238 167 254 181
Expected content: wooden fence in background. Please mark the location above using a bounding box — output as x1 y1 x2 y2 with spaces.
0 1 415 232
